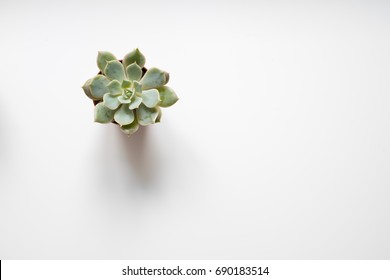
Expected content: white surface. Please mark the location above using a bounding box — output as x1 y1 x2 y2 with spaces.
0 0 389 259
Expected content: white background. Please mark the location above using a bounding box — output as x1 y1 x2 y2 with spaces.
0 0 389 259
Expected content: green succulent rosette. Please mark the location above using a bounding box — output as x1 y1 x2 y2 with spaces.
82 49 178 135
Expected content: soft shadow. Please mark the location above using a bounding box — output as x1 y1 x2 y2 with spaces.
117 125 159 188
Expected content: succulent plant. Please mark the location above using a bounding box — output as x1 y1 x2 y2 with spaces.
82 49 178 135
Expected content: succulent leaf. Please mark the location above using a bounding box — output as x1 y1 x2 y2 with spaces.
121 80 131 88
114 104 135 126
82 78 94 99
90 75 110 99
126 63 142 81
104 60 125 82
103 93 121 110
118 95 131 104
123 48 146 68
129 96 142 110
140 67 169 90
133 81 142 94
84 49 177 135
97 51 117 73
121 120 139 136
157 86 179 107
107 80 122 96
141 89 160 108
136 104 159 126
94 103 115 123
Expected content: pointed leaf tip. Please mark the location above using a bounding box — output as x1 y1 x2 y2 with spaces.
97 51 117 73
157 86 178 107
140 67 169 90
82 78 94 100
123 48 146 68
